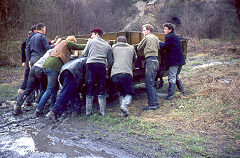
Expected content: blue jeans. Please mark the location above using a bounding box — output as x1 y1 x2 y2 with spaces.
85 63 106 96
111 73 134 96
145 56 159 107
52 70 80 116
168 66 182 83
36 68 59 112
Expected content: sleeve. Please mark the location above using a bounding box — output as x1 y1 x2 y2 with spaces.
137 37 146 51
82 41 90 57
21 40 26 63
41 35 54 51
159 35 171 50
25 40 31 62
107 47 114 67
67 41 86 50
133 49 137 63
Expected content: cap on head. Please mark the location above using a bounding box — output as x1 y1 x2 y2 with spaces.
90 27 103 36
117 36 127 43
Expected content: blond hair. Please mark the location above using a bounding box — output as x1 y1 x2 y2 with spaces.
66 36 77 43
142 24 154 32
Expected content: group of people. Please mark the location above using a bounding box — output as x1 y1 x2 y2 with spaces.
13 22 186 119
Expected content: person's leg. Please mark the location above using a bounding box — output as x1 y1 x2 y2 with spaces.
51 71 78 116
175 66 185 95
96 63 106 115
166 66 178 100
119 74 134 116
13 67 37 115
35 67 47 103
20 64 30 90
85 64 96 115
144 57 159 110
112 74 124 115
36 68 58 115
70 92 81 115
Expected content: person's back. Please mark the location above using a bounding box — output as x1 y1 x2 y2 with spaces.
29 32 53 59
137 32 159 58
83 37 112 65
111 42 136 77
26 23 53 67
60 57 87 86
110 36 137 117
82 27 113 116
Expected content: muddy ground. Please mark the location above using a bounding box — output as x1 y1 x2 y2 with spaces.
0 88 169 158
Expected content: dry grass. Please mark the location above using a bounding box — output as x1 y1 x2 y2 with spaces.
125 38 240 155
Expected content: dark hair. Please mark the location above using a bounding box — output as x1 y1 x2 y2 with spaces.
163 23 175 32
36 23 46 31
117 36 127 43
91 27 103 37
142 24 154 32
31 25 36 32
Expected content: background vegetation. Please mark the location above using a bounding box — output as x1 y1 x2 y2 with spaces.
0 0 240 66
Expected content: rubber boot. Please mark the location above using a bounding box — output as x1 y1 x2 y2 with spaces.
120 94 132 117
98 95 106 116
24 92 34 106
46 110 57 120
119 95 124 116
119 95 124 105
13 103 22 115
165 83 175 100
159 77 164 89
176 79 186 96
13 94 27 115
86 95 94 116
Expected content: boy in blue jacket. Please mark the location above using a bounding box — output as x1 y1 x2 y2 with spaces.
159 23 186 100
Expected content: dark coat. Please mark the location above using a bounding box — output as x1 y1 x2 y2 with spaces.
21 40 27 63
25 32 54 62
59 57 87 87
159 32 186 67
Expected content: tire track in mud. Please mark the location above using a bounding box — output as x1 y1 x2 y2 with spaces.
0 103 138 158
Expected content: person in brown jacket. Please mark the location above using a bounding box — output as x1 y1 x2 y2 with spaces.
50 36 77 64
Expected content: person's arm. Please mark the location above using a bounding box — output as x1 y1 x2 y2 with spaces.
133 49 137 63
137 37 146 51
41 35 54 51
67 41 86 50
25 40 31 64
107 48 114 67
82 40 90 57
159 35 171 50
21 40 26 66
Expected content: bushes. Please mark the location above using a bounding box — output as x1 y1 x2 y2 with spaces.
156 0 240 40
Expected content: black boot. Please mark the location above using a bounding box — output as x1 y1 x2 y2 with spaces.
176 80 186 96
13 104 22 115
13 93 27 115
165 83 175 100
158 77 164 89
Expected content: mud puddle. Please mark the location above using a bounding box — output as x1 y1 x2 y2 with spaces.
0 104 135 158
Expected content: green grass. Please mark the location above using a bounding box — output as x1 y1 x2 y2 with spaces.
82 112 210 157
0 84 19 101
